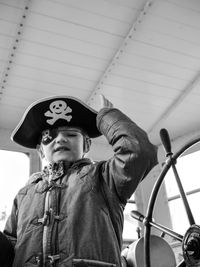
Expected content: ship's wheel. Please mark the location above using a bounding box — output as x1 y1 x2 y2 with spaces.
131 129 200 267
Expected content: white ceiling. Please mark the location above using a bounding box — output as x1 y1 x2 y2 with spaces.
1 0 200 147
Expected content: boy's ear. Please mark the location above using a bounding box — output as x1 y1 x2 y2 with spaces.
36 144 45 159
83 137 91 154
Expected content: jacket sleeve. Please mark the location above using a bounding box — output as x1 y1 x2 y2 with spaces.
0 198 17 267
96 107 158 203
3 172 40 249
0 231 14 266
3 197 18 247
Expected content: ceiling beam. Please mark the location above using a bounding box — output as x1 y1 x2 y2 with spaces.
0 0 31 101
86 0 155 107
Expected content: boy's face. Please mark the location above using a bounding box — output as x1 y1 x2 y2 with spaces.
38 126 86 164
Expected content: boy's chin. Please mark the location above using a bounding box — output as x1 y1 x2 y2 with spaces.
54 156 81 164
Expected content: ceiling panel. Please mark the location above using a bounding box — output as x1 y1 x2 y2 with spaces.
0 0 200 148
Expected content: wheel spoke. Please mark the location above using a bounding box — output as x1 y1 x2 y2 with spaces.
131 210 183 242
176 259 186 267
171 162 195 225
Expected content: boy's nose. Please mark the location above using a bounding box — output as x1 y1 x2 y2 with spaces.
55 131 68 142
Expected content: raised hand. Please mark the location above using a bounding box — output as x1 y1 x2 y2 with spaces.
100 94 114 109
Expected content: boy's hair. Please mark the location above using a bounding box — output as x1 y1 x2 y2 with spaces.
83 135 91 154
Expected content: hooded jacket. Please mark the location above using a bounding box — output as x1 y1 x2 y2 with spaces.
3 108 157 267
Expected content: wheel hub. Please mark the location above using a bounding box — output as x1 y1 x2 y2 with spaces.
183 225 200 266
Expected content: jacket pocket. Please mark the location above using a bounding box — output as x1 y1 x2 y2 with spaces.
73 259 117 267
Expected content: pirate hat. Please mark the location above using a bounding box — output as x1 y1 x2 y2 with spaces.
11 96 101 149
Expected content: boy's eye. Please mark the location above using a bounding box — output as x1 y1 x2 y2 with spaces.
66 133 77 137
61 130 80 137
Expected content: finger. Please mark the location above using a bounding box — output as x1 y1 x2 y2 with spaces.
100 94 106 107
100 94 113 108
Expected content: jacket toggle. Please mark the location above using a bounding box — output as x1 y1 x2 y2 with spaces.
44 181 67 192
38 209 63 226
35 253 60 266
38 210 51 226
35 252 43 267
48 254 60 266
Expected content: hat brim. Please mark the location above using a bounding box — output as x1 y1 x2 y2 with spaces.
11 96 101 149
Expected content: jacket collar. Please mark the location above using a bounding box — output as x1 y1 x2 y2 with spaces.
42 158 92 180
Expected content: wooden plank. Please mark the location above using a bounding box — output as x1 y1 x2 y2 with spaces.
30 0 130 35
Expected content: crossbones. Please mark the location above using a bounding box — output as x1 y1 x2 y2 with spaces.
44 100 72 125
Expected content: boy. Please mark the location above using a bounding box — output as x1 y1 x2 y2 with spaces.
1 95 157 267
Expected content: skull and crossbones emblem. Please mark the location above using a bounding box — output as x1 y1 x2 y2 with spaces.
44 100 72 125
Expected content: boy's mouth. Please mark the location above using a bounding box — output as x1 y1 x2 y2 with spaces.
54 147 70 152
